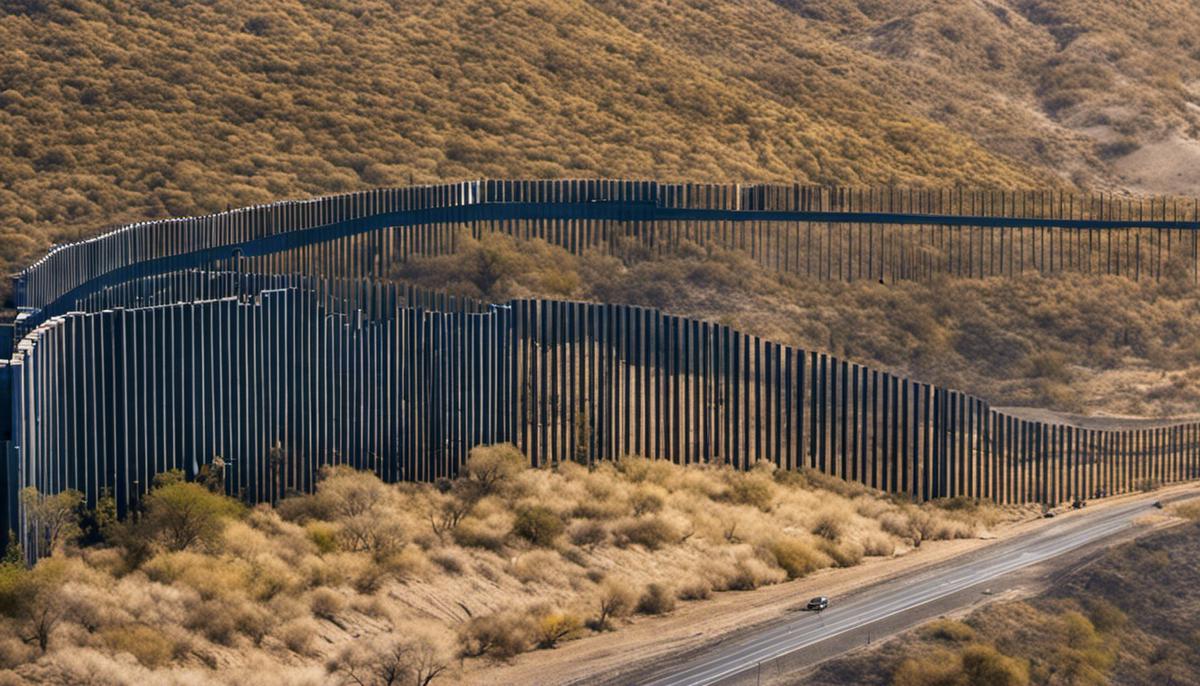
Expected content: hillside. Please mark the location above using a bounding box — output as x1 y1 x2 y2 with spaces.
395 232 1200 417
797 512 1200 686
5 0 1200 294
0 446 1018 684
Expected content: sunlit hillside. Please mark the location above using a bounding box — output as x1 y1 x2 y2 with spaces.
9 0 1200 295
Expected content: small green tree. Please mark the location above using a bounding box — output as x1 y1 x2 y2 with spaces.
462 443 525 498
2 531 24 566
143 482 243 551
512 506 564 547
152 469 185 489
0 558 70 653
20 487 83 555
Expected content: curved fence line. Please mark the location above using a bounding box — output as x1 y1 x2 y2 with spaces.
5 275 1200 558
4 179 1200 558
14 180 1200 321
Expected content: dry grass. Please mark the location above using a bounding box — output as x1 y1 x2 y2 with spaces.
0 444 1019 682
395 230 1200 417
0 0 1078 306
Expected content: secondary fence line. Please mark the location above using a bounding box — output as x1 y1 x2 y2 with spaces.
13 180 1200 326
4 179 1200 558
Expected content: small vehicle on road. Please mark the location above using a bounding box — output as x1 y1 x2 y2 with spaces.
806 596 829 611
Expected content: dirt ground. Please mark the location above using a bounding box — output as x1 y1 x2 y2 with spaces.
459 482 1200 686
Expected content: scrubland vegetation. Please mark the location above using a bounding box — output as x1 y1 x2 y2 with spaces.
801 519 1200 686
11 0 1200 306
0 0 1064 306
397 231 1200 417
0 444 1015 684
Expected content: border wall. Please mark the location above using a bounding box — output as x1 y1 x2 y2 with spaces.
6 179 1200 557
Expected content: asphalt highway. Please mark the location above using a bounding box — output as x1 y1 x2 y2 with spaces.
638 491 1193 686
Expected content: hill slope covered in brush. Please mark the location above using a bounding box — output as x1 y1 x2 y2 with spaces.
5 0 1200 287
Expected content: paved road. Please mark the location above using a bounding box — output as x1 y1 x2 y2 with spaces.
638 491 1193 686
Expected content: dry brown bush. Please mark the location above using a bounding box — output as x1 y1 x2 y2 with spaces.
567 520 608 548
458 611 533 660
0 449 1018 679
611 516 679 550
309 588 346 621
98 624 174 668
591 579 637 630
676 579 713 601
275 617 320 656
767 537 830 579
635 583 677 615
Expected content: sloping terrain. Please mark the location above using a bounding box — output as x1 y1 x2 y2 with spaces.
797 514 1200 686
0 448 1015 684
6 0 1200 295
396 233 1200 417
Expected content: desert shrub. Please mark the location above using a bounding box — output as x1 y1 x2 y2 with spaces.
912 510 975 540
310 588 346 620
453 518 507 552
960 644 1029 686
590 579 637 630
560 546 589 567
308 467 392 521
892 647 965 686
326 622 454 686
185 599 239 645
458 611 532 659
768 537 829 579
676 579 712 601
0 636 34 669
143 482 244 552
233 603 275 646
724 473 775 511
819 539 864 568
430 549 465 575
722 556 786 591
511 550 569 585
925 618 976 643
879 511 916 539
275 617 320 655
635 582 677 615
0 557 75 653
142 551 252 601
571 498 626 520
337 511 408 556
862 532 897 557
99 624 175 668
512 506 564 547
811 512 844 541
20 487 84 555
629 484 667 516
567 520 608 548
611 516 679 550
1083 598 1127 633
533 609 583 648
463 444 526 499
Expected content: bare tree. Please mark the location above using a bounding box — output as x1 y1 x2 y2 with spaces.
591 579 636 631
327 624 454 686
